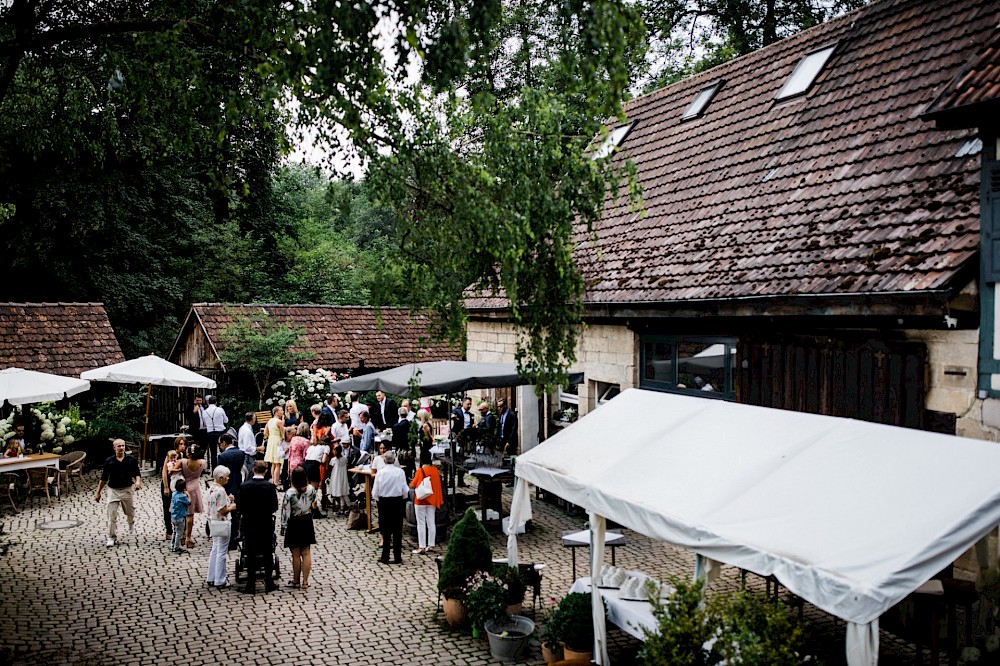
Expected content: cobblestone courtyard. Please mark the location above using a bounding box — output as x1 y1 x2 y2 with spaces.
0 470 952 665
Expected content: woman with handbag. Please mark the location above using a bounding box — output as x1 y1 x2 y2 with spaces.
205 466 237 589
409 448 443 554
281 466 318 589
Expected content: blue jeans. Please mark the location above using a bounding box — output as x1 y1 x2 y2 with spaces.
171 519 185 551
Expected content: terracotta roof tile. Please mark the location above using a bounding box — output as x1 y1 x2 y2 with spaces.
192 304 461 371
0 303 125 376
470 0 994 311
924 27 1000 122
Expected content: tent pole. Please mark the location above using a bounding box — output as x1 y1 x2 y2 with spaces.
142 383 151 464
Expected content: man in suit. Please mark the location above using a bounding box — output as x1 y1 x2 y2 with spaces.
371 390 398 430
497 397 518 455
391 407 415 479
218 434 245 550
321 394 340 422
237 461 279 593
449 397 473 438
476 402 497 450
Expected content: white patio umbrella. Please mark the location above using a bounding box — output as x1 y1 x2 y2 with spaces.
0 367 91 405
81 355 216 460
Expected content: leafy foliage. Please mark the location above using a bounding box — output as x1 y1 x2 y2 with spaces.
217 310 314 409
549 591 598 651
466 571 510 633
639 577 815 666
642 0 867 89
438 508 494 600
86 386 148 444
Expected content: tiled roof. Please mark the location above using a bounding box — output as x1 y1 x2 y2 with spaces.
923 28 1000 126
468 0 995 311
0 303 125 376
190 304 461 371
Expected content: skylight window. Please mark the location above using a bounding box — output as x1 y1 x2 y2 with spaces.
682 80 724 121
776 44 837 100
592 123 633 160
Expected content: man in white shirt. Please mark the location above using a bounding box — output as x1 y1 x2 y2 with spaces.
203 395 229 468
238 412 260 481
400 399 416 421
371 451 408 564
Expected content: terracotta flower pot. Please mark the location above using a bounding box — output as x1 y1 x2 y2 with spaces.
563 646 593 662
442 597 467 627
541 644 564 663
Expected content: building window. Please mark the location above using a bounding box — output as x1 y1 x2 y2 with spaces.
776 44 837 100
592 123 633 160
681 80 725 121
640 336 737 399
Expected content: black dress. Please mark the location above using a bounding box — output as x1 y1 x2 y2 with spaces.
282 487 317 549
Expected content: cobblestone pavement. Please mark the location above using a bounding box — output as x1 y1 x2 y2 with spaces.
0 471 956 665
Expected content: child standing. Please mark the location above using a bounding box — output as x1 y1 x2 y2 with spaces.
170 478 191 554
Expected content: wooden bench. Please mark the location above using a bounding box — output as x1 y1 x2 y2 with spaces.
255 410 272 427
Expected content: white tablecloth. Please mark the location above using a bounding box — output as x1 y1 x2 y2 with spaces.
569 577 669 640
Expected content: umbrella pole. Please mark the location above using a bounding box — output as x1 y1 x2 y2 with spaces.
142 383 151 465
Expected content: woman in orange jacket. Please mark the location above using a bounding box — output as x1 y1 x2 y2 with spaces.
409 447 443 554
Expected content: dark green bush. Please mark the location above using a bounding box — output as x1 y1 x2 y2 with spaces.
552 591 596 651
438 508 493 599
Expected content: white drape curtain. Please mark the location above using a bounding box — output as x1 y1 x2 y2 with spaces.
846 621 879 666
589 512 610 665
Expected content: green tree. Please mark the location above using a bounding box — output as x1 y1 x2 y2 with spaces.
2 0 647 388
642 0 868 88
217 310 315 409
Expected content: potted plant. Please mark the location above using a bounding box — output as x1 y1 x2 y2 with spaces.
438 508 494 627
467 571 536 661
552 592 596 661
466 571 508 638
493 564 527 615
540 611 564 663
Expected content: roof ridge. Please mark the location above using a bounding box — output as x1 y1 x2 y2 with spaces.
0 302 107 307
625 0 886 109
193 303 411 308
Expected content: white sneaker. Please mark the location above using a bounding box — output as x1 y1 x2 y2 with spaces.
106 538 115 547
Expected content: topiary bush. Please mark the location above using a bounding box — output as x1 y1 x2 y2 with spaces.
438 508 494 600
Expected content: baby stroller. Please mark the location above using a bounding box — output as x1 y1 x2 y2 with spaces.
234 520 280 584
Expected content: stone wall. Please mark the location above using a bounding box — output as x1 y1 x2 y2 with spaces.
904 328 999 441
466 320 519 364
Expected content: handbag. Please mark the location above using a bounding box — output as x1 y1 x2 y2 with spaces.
415 470 434 500
347 503 365 531
208 519 231 539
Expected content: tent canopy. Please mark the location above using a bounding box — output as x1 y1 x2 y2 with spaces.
510 388 1000 626
81 354 216 389
0 367 90 404
327 360 582 396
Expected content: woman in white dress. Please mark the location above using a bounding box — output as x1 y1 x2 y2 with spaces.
329 444 350 513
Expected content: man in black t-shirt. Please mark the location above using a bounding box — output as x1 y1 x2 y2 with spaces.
94 439 141 548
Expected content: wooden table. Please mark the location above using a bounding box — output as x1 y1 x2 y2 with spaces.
348 467 378 533
0 453 61 507
468 466 513 527
0 453 61 474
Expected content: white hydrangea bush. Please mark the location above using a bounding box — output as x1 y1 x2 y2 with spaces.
267 369 351 411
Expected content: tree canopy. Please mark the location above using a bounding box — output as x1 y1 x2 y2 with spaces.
1 0 864 390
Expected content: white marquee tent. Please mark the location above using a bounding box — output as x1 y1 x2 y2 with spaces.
505 388 1000 665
